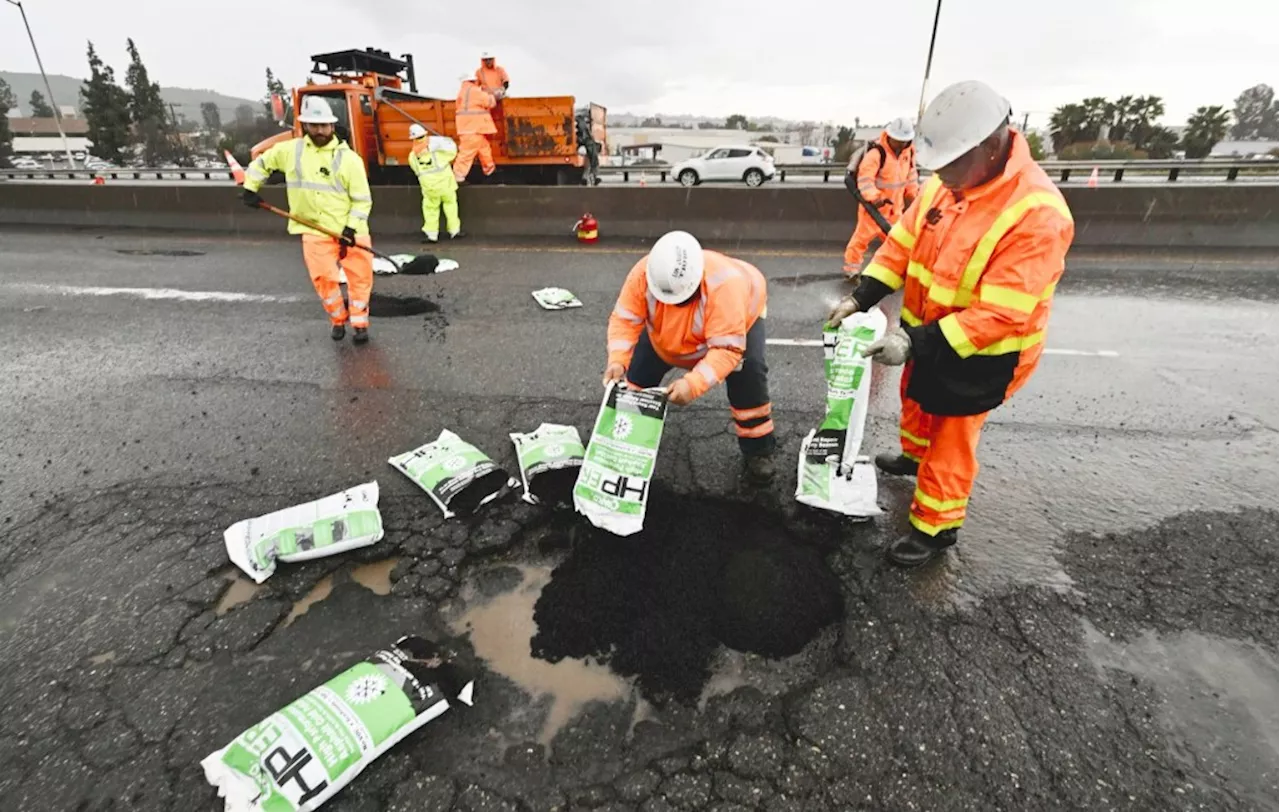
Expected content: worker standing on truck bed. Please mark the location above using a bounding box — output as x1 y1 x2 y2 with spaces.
604 231 778 485
408 124 464 243
454 74 498 183
842 118 919 279
475 51 509 95
241 96 376 344
827 80 1075 568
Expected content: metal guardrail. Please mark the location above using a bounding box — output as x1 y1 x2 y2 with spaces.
0 167 235 181
598 159 1279 184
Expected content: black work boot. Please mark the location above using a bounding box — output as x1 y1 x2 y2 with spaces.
421 234 439 244
875 453 919 477
743 453 777 485
353 327 369 344
331 323 346 341
885 528 957 568
449 230 467 240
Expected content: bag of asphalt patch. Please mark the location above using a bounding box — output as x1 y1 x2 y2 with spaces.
531 287 583 310
574 382 668 536
389 430 516 518
224 482 384 584
795 308 887 518
201 634 475 812
510 423 585 506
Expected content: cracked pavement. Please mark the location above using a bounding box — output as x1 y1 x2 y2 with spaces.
0 229 1276 811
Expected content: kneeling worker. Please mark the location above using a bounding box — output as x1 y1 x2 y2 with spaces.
827 80 1075 567
242 96 375 343
408 124 464 243
604 231 777 483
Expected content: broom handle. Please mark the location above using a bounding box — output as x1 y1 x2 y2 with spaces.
257 202 398 265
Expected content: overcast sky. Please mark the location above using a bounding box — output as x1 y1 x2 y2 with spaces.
3 0 1277 128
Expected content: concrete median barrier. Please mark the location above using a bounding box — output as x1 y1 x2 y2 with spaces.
1 182 1275 249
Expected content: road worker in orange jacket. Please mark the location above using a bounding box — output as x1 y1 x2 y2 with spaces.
475 51 510 95
605 231 777 483
843 117 919 278
454 75 497 183
827 81 1075 567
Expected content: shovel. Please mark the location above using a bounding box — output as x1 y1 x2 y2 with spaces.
255 202 441 275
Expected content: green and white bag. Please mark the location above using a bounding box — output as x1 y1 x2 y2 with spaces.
389 430 516 518
201 635 475 812
510 423 586 506
795 308 887 518
531 287 583 310
573 382 668 536
224 482 385 584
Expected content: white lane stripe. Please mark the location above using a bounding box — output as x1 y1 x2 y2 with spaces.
11 283 304 304
766 338 1119 357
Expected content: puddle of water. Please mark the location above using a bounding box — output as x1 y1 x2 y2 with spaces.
351 557 399 596
285 576 334 626
216 575 262 616
451 565 631 746
88 651 116 666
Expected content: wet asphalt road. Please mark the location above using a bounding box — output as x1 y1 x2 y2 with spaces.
0 228 1277 811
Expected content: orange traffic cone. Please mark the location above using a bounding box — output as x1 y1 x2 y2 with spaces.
639 170 648 188
224 150 246 185
1087 167 1099 188
91 175 105 185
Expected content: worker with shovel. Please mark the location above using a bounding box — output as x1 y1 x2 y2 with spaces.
604 231 777 484
827 81 1074 568
842 117 918 280
241 96 376 343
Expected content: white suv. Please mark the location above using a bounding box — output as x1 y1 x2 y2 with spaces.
672 145 776 187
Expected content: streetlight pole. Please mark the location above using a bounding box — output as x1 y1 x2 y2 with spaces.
916 0 943 122
5 0 77 166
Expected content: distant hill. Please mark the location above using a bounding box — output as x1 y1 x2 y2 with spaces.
1 71 259 124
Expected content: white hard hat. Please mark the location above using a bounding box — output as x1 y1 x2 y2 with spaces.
409 123 428 140
645 231 704 305
914 80 1012 171
481 51 494 59
297 96 338 124
884 116 915 142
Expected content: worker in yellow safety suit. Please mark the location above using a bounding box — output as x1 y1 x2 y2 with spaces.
408 124 464 243
242 96 375 343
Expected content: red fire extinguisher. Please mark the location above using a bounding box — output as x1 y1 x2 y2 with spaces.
574 212 599 244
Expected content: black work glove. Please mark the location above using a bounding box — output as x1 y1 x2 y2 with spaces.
241 188 263 208
874 198 893 208
339 226 357 247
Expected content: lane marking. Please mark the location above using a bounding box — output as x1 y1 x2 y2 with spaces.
11 283 304 304
460 244 839 259
766 337 1119 357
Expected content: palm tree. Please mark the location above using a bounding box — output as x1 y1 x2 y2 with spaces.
1181 105 1232 158
1049 104 1088 152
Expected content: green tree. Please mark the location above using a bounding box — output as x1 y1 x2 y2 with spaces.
0 78 15 168
1230 84 1278 140
264 67 291 122
1143 126 1179 159
1181 105 1231 158
28 90 56 118
640 115 663 127
1049 104 1090 152
696 121 719 129
80 41 132 164
200 102 222 150
832 125 856 164
1059 140 1148 160
756 134 780 143
126 38 181 164
1109 95 1165 151
1025 130 1046 160
725 113 749 130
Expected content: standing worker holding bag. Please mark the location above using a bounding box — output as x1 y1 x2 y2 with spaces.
241 96 376 343
453 74 498 184
408 124 465 243
842 118 919 280
827 81 1074 567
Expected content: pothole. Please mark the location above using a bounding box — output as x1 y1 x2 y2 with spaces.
369 292 439 317
215 574 261 616
114 249 205 257
530 492 844 703
283 556 401 626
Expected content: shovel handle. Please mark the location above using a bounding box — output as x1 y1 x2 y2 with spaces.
256 202 399 266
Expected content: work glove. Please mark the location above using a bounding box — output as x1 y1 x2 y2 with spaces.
339 226 357 247
602 362 626 387
666 377 694 406
241 189 263 209
825 295 862 329
874 198 893 208
862 328 912 365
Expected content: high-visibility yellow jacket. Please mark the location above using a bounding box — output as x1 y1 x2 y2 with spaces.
244 136 372 237
409 136 458 193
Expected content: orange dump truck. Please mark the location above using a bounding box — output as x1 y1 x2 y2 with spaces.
252 48 606 185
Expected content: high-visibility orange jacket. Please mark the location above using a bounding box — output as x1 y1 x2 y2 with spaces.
475 62 509 93
608 251 767 400
851 132 920 220
854 129 1074 416
455 80 497 136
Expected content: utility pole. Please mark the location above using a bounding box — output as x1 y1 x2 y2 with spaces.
5 0 76 166
916 0 944 122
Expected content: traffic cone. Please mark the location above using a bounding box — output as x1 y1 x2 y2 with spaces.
224 150 246 185
1087 167 1099 188
91 175 105 186
639 171 647 188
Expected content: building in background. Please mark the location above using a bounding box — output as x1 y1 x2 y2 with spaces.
7 116 91 155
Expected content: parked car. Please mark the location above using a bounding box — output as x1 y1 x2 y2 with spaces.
672 145 776 187
11 157 41 169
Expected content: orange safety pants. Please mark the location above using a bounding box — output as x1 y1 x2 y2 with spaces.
454 134 496 183
843 219 884 279
301 234 373 329
897 362 989 537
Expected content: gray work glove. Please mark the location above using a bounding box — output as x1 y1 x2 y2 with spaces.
862 328 912 365
825 295 862 329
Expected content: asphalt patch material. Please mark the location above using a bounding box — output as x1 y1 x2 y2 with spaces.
526 466 580 508
368 292 439 318
530 490 844 702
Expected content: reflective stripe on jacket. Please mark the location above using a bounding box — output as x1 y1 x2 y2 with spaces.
244 136 372 237
859 129 1075 416
409 136 458 192
455 81 497 135
853 133 920 220
607 250 768 400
